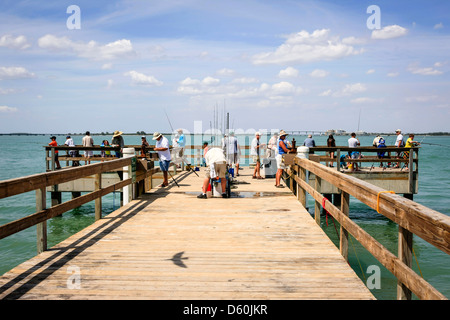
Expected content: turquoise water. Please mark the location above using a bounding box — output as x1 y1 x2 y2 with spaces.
0 133 449 300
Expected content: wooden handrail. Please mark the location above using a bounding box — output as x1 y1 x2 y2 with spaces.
287 157 450 300
0 157 132 199
0 156 165 251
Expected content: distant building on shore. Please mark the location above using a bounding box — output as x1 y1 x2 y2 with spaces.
325 129 347 136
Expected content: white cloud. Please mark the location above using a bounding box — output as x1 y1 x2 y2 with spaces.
342 36 367 45
278 67 299 78
387 72 399 77
0 88 19 95
216 68 235 77
38 34 134 60
407 63 443 76
434 22 444 30
106 79 114 89
371 25 408 40
332 83 367 97
319 89 332 97
309 69 329 78
0 66 35 79
177 76 221 95
366 69 375 74
124 70 163 86
405 95 438 103
0 34 31 50
252 29 363 65
271 81 296 94
232 77 259 84
0 105 18 113
202 76 220 86
177 75 305 107
350 97 383 104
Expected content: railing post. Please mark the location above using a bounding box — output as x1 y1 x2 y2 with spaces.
296 148 309 208
314 175 321 225
299 167 306 207
95 173 102 221
122 148 135 205
51 147 55 171
397 226 413 300
408 149 414 194
340 191 350 261
336 149 341 171
36 187 47 253
289 169 294 194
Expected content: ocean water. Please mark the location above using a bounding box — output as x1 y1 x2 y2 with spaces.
0 133 449 300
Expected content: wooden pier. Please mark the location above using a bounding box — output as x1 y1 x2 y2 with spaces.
1 145 448 300
0 168 374 300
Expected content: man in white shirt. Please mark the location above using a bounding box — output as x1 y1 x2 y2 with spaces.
153 132 172 187
222 132 240 176
348 132 360 172
65 135 78 166
394 129 404 168
82 131 94 165
198 147 228 199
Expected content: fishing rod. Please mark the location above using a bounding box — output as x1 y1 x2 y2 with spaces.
164 108 175 133
167 169 180 187
421 142 450 148
163 108 199 177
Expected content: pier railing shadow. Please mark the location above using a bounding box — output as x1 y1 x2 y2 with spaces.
0 167 194 299
0 153 184 254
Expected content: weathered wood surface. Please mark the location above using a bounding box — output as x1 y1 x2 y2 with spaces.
0 168 374 300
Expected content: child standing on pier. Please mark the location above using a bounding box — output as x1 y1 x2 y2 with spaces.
48 136 62 170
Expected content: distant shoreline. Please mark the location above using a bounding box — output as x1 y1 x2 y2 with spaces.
1 132 449 136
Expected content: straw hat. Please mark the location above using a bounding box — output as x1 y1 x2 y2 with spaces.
279 130 288 137
152 132 162 140
113 130 123 137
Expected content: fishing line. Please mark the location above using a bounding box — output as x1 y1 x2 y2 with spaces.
350 235 366 282
164 108 175 133
421 142 450 148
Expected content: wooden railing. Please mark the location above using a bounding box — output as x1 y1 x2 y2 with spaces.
308 145 419 168
44 145 152 170
0 155 167 254
285 155 449 300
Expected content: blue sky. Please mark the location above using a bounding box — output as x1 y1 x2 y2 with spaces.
0 0 449 134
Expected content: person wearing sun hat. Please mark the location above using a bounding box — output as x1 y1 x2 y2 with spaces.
251 132 266 179
275 130 292 188
111 130 125 158
153 132 171 187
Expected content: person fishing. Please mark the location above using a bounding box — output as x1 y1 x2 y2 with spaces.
153 132 171 187
275 130 292 188
403 134 421 169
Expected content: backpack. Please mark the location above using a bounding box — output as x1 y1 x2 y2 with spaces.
377 138 386 157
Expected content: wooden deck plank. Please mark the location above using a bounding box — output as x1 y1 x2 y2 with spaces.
0 167 374 300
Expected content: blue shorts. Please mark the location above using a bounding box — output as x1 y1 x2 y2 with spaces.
159 160 171 172
351 151 360 159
